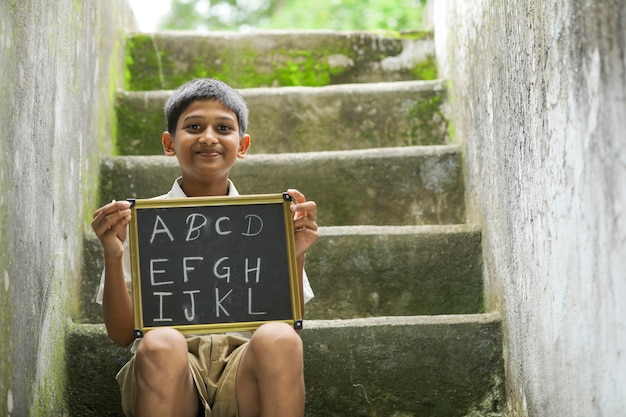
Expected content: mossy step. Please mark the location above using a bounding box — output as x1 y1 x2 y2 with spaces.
303 314 504 417
66 314 504 417
305 225 484 320
116 80 449 155
99 146 465 226
125 30 437 92
79 224 484 324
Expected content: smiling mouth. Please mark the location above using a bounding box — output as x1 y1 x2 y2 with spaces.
196 149 221 157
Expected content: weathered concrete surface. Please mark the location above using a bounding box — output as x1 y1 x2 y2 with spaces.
0 1 137 415
66 314 503 417
302 314 504 417
116 80 449 155
80 224 484 323
65 324 127 417
98 146 466 226
434 1 626 416
80 231 106 324
305 225 484 319
125 30 437 91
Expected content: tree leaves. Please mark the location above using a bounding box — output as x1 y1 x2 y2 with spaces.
160 0 426 31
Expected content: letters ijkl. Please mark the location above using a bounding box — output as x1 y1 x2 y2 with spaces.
129 197 296 335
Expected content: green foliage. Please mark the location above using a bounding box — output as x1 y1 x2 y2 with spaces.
159 0 426 31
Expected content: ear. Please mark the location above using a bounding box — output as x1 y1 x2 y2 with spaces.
237 134 251 159
162 131 175 156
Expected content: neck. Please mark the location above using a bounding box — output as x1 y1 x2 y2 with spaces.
180 178 230 197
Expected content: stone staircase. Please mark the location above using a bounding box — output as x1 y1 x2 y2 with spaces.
68 31 505 417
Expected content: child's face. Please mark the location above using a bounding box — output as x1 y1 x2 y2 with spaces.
163 99 249 187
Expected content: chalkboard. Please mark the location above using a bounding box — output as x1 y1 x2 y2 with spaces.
127 193 302 337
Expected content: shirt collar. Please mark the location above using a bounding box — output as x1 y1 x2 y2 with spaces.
164 177 240 198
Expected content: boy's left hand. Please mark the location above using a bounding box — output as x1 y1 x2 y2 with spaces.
287 189 318 258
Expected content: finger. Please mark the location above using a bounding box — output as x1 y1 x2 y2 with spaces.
114 215 131 239
92 208 132 236
287 189 306 204
290 200 316 221
294 216 318 232
287 189 308 219
92 206 105 220
96 214 130 250
92 200 131 220
95 207 131 227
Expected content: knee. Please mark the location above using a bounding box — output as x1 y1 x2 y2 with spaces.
249 322 303 360
135 328 187 373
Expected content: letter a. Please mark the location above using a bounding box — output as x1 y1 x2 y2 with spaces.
150 215 174 244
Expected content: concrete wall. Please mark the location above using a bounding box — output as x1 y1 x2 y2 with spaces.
433 1 625 416
0 1 137 415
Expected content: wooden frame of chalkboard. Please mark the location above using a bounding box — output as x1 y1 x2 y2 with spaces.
127 192 302 337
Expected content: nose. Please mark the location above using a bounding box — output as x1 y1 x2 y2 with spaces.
199 127 218 144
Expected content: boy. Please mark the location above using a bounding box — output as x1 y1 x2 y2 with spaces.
91 78 318 417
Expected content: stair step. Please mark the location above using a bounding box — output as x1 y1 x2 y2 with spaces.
306 225 484 319
66 313 504 417
302 314 504 417
99 146 466 226
125 30 436 91
116 80 448 155
79 224 483 324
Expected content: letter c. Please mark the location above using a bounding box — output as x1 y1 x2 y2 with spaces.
215 216 232 235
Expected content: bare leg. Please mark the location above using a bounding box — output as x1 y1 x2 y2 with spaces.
236 322 305 417
134 328 200 417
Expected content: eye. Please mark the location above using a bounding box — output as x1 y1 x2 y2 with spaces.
187 124 202 131
217 124 233 132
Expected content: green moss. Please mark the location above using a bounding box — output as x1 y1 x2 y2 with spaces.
115 94 166 155
73 0 82 14
108 35 133 157
124 39 135 91
412 55 438 80
109 77 119 156
276 50 337 86
443 80 457 144
203 48 351 88
462 373 505 417
364 30 432 41
399 30 434 41
448 122 456 142
126 34 169 91
29 267 71 416
406 93 448 146
124 33 431 91
72 0 83 29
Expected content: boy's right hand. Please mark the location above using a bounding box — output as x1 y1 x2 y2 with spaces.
91 200 132 257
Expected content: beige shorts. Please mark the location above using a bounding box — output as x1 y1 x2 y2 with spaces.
116 334 249 417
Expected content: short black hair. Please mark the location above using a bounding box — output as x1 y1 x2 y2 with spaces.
164 78 249 137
